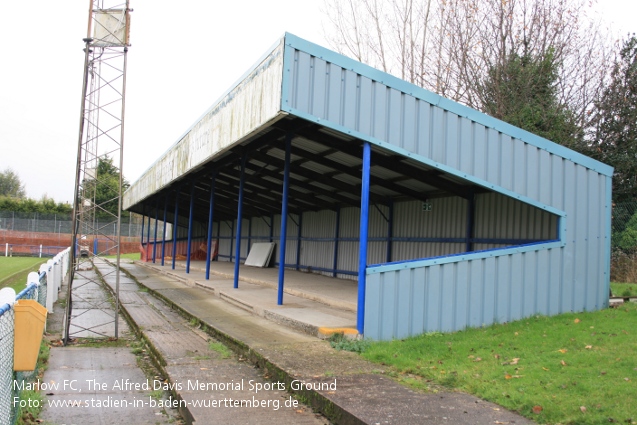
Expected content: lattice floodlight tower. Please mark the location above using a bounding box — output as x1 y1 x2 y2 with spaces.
64 0 131 344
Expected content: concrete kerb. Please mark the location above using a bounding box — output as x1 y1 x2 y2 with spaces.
115 261 365 425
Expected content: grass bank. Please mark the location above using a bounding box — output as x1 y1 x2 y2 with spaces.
361 304 637 425
611 282 637 297
0 257 46 292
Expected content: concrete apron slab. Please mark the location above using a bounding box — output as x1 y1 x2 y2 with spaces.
167 260 357 311
137 262 357 338
40 347 173 425
117 260 534 425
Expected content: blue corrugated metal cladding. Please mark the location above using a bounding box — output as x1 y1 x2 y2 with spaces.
280 33 613 340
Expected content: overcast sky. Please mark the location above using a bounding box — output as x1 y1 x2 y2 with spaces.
0 0 634 203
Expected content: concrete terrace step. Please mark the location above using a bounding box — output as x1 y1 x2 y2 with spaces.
165 260 357 312
138 261 358 339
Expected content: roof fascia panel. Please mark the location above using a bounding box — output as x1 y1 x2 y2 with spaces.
124 38 287 209
281 32 613 177
285 105 567 220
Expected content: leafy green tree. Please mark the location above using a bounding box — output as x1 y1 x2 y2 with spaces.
590 35 637 202
82 156 129 218
478 49 583 149
0 168 26 198
0 195 72 214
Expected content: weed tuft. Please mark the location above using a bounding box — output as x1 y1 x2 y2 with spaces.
208 341 232 359
328 332 370 353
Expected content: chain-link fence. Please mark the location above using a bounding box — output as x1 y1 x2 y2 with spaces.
611 201 637 283
0 211 144 237
0 283 39 425
0 305 15 425
0 247 68 425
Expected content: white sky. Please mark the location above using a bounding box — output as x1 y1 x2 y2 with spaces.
0 0 634 203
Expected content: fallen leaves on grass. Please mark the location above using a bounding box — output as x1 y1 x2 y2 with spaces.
532 405 543 414
580 406 587 413
561 360 567 366
574 318 581 323
505 374 523 379
558 348 568 354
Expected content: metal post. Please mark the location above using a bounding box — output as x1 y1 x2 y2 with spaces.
247 217 252 253
333 206 340 277
277 134 292 305
152 201 159 263
269 213 274 242
186 182 195 274
140 205 145 247
114 40 129 339
233 155 247 289
172 191 179 270
206 173 216 279
296 212 303 271
387 200 394 263
64 4 95 345
357 142 371 335
161 195 168 266
465 192 475 252
145 213 151 260
229 220 234 263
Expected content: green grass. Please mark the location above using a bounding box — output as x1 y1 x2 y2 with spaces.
17 341 50 425
208 341 232 359
103 252 140 261
328 332 371 353
361 305 637 425
0 257 46 292
610 282 637 297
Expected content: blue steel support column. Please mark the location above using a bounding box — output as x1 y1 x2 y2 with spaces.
465 192 475 252
357 142 371 335
386 200 394 263
333 206 341 277
152 202 159 263
186 181 195 274
172 191 180 270
233 155 247 289
277 134 292 305
205 173 216 280
161 196 168 266
295 213 303 270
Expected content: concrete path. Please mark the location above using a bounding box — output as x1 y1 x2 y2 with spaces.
39 270 177 425
114 259 534 425
42 347 175 425
93 259 326 425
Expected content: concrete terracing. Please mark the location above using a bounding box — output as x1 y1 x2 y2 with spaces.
114 259 534 425
149 260 357 338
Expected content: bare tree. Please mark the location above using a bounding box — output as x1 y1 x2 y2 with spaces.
322 0 614 129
